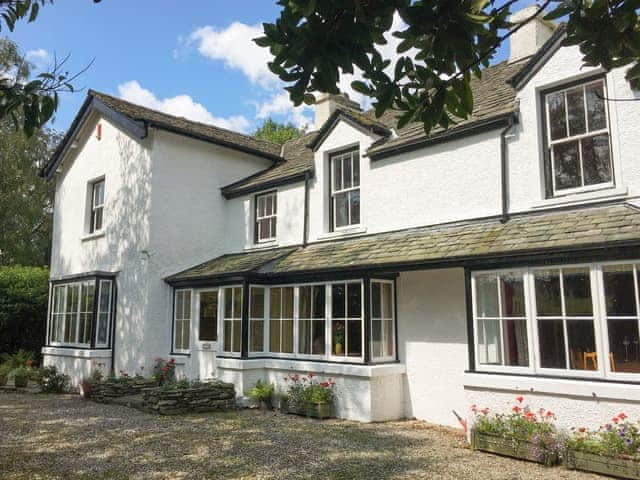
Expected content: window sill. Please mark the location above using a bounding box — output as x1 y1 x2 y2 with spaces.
216 357 405 378
244 240 278 251
317 225 367 241
42 346 112 358
81 231 106 242
463 371 640 401
531 186 628 210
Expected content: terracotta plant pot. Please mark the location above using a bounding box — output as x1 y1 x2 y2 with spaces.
14 375 28 388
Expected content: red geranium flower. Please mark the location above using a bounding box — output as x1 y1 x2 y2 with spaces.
612 417 620 424
578 427 586 433
618 412 628 420
512 405 522 413
516 396 524 403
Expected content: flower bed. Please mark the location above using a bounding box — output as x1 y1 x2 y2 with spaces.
142 380 235 415
566 412 640 478
281 373 335 419
470 397 563 466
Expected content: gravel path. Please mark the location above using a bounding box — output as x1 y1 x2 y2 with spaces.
0 393 604 480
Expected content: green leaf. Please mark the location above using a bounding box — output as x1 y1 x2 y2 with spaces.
350 80 370 95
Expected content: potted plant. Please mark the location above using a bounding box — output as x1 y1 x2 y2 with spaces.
248 379 275 410
470 396 563 466
282 373 336 419
12 365 31 388
565 412 640 479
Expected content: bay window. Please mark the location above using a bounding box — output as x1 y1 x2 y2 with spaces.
371 280 395 361
48 277 114 348
173 289 191 353
269 287 294 354
472 261 640 380
222 287 242 354
543 78 612 196
298 285 326 356
331 282 363 358
249 287 265 353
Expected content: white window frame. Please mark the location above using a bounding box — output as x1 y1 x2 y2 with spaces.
49 280 97 348
296 284 327 358
89 178 105 233
173 289 192 354
221 286 243 356
95 279 113 348
370 279 396 363
328 280 365 362
472 261 640 381
249 286 266 353
544 78 613 197
268 286 296 355
255 191 277 243
330 149 361 231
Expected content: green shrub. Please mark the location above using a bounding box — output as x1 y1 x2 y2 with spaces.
11 365 32 387
248 380 275 402
35 366 69 393
0 266 49 358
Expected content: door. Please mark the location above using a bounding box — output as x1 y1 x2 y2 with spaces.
194 289 219 380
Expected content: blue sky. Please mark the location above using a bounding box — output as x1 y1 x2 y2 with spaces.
7 0 531 135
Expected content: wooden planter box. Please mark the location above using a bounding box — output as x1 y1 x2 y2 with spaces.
282 398 334 419
470 430 558 466
565 448 640 479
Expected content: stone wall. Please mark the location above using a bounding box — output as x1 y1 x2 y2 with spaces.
90 379 158 403
142 381 236 415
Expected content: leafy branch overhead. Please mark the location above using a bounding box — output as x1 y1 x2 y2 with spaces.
0 0 100 136
256 0 640 133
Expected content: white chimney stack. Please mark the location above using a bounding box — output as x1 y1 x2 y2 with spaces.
314 93 361 130
508 5 556 63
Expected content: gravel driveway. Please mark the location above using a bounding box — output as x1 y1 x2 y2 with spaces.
0 393 604 480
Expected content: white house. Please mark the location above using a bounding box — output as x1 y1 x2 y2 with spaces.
41 8 640 428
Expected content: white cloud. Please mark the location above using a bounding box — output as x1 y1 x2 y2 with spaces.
26 48 51 69
117 80 250 133
254 91 313 130
190 23 277 88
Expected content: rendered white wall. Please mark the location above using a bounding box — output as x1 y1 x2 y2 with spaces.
398 268 469 428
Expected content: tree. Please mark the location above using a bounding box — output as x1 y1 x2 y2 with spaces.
256 1 640 133
0 0 99 136
253 117 305 144
0 38 59 266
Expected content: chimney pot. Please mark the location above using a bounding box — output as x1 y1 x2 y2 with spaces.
314 92 361 130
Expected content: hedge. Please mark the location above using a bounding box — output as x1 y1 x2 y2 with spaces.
0 266 49 358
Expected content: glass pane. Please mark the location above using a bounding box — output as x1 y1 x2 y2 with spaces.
299 319 311 354
270 288 281 318
382 283 393 318
538 319 566 369
332 284 345 318
299 286 311 318
563 268 593 316
224 320 232 351
250 320 264 352
553 140 581 190
250 287 264 318
475 274 498 317
270 217 277 238
199 291 218 342
608 319 640 372
586 82 607 131
232 320 241 352
535 270 562 316
371 282 381 318
547 91 567 140
225 288 233 318
371 320 382 358
478 319 501 365
332 319 345 356
94 208 103 231
99 281 111 314
183 291 191 318
258 196 266 217
270 319 281 352
272 194 277 215
566 87 586 136
334 192 349 228
183 320 190 349
352 152 360 186
347 319 362 357
258 219 269 240
342 154 352 189
312 286 325 319
282 319 294 353
502 319 528 366
604 265 637 316
175 320 183 350
78 313 87 345
265 195 273 215
347 283 361 318
98 313 108 345
332 157 342 191
350 190 360 225
384 319 394 357
567 319 596 370
582 134 611 186
233 287 242 318
500 274 525 317
312 320 325 355
282 287 294 318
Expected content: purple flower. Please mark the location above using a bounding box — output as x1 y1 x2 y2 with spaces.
627 438 634 445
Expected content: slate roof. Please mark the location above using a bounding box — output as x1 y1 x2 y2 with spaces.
166 203 640 283
88 91 282 159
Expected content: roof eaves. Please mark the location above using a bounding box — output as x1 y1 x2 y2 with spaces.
308 109 392 152
508 25 567 90
368 111 517 161
221 169 312 199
